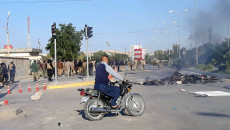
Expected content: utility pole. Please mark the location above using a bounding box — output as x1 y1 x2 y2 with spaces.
7 11 11 57
169 9 188 59
84 24 93 79
27 17 31 48
51 22 58 84
195 0 199 65
226 17 230 49
178 15 181 59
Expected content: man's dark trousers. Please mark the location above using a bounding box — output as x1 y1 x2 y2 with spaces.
10 70 15 83
94 83 121 106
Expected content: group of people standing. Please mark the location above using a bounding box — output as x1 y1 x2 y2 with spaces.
109 59 146 72
30 59 95 82
0 60 16 84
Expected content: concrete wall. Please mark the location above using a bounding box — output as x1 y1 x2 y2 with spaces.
0 57 30 80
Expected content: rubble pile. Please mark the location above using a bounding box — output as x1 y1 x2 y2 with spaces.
143 71 220 85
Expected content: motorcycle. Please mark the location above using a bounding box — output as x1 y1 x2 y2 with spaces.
77 80 145 121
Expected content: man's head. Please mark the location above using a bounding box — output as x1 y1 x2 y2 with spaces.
101 55 109 63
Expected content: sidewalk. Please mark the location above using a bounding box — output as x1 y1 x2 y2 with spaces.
47 75 95 89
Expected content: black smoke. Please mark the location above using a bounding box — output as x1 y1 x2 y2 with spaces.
188 0 230 45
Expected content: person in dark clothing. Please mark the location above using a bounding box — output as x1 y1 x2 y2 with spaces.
1 60 8 83
47 60 53 81
74 60 78 75
77 60 82 75
94 55 125 109
89 60 94 76
8 61 16 83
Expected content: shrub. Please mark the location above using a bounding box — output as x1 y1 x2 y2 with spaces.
195 64 213 71
195 64 205 70
203 64 214 71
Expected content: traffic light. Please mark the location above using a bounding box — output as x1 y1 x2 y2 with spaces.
87 26 93 38
84 24 93 38
51 22 56 38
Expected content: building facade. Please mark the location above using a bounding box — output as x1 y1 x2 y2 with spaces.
130 45 142 61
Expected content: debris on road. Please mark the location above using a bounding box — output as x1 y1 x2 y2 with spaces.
58 123 62 127
180 89 185 92
143 71 220 85
189 91 230 97
0 106 23 118
31 92 43 101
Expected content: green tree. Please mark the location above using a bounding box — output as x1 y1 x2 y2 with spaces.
110 53 129 61
46 23 83 61
91 51 108 62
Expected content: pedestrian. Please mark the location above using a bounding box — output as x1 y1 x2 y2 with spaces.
52 61 56 76
37 60 43 78
1 60 8 84
8 60 16 83
82 60 87 76
134 59 138 71
130 60 133 70
57 60 63 76
74 60 78 75
140 59 144 71
70 61 75 76
65 61 71 77
42 60 47 78
47 60 53 81
89 60 94 76
77 60 82 75
30 60 39 82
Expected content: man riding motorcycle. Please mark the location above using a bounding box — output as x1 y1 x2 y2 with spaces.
94 55 125 109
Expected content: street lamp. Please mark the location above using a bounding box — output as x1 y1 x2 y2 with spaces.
169 9 188 59
161 21 177 60
7 11 11 57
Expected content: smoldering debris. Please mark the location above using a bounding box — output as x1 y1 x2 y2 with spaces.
143 71 220 86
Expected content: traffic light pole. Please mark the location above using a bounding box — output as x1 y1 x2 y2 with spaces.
54 38 58 84
86 37 89 79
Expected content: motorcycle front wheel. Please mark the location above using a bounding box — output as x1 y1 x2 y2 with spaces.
84 98 104 121
127 94 145 116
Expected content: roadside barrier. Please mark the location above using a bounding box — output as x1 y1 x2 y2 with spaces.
36 83 39 91
19 84 22 93
28 84 31 92
7 85 10 95
43 82 46 90
4 100 8 105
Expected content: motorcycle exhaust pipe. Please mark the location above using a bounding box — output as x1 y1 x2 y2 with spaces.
90 107 111 113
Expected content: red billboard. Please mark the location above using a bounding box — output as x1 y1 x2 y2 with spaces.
134 49 142 60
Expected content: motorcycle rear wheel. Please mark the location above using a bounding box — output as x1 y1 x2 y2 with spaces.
127 95 145 116
84 98 104 121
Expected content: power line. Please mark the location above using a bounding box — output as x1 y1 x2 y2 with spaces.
94 26 177 35
0 0 89 5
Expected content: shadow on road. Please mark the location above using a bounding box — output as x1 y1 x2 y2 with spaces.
196 112 230 118
75 109 130 120
223 86 230 90
0 84 17 98
75 110 88 120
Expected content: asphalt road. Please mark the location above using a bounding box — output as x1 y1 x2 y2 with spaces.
0 67 230 130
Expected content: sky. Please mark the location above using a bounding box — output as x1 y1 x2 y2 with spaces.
0 0 220 53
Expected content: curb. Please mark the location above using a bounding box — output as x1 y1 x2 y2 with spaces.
47 81 95 89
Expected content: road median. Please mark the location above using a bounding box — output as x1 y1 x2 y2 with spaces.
47 80 95 89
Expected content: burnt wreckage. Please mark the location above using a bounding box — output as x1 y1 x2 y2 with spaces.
143 71 220 85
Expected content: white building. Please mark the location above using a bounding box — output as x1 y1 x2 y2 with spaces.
0 48 42 60
142 48 147 59
130 45 142 61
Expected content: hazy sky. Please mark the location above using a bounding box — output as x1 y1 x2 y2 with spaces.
0 0 219 53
